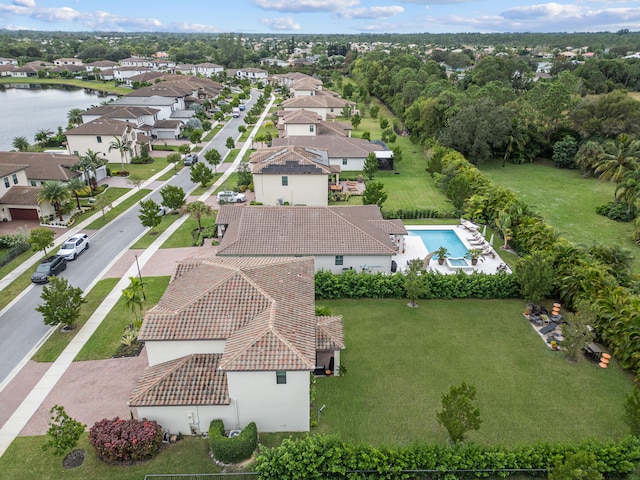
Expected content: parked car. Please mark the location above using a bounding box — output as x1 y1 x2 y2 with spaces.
158 206 172 216
184 153 198 166
217 190 246 203
232 107 241 118
239 104 246 111
31 256 67 283
57 233 89 260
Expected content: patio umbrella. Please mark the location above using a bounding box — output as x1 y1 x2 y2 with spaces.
489 234 494 246
481 225 487 237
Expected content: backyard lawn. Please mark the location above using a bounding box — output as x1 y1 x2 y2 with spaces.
480 160 639 270
315 298 633 447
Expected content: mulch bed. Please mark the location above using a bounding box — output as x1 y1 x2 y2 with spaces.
112 341 144 358
63 449 86 469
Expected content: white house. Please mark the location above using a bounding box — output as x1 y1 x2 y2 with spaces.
65 118 147 164
195 62 224 77
215 205 406 274
281 94 354 121
129 256 345 434
250 145 337 206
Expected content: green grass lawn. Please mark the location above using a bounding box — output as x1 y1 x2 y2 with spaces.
71 187 130 226
75 276 170 361
32 278 120 362
160 217 217 249
0 77 130 95
0 435 222 480
479 160 639 269
129 213 182 249
107 158 171 179
85 189 151 230
315 298 633 447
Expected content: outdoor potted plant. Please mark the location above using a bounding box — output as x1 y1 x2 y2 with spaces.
465 248 483 265
434 246 449 265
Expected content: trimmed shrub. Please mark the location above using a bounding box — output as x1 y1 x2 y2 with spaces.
89 417 163 463
208 420 257 463
595 201 636 222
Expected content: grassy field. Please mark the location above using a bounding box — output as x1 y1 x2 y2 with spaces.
315 298 633 447
479 160 639 269
75 276 170 361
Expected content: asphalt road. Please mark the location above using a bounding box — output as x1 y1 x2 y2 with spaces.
0 91 259 383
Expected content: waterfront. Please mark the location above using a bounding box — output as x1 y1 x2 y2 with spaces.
0 85 116 151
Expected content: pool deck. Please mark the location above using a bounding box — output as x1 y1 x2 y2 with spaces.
395 224 511 275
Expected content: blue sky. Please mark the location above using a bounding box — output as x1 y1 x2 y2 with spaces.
1 0 639 34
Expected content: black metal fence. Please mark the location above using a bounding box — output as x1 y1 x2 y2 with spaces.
0 243 30 268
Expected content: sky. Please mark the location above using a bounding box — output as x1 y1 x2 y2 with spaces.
0 0 639 34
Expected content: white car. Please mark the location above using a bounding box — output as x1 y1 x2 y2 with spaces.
217 191 246 203
57 233 89 260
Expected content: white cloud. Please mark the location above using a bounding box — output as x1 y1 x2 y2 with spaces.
398 0 482 4
13 0 35 7
260 16 301 31
253 0 358 13
337 6 404 19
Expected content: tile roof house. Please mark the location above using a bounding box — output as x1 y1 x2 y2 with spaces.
215 205 407 273
129 256 344 434
250 146 339 206
0 152 81 221
282 95 354 121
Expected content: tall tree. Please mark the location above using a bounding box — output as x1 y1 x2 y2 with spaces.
166 152 182 171
183 200 212 232
37 180 70 221
515 251 555 304
66 177 85 210
35 276 86 330
204 148 222 173
121 276 146 321
108 135 132 173
67 108 83 127
34 128 53 148
160 185 186 211
363 152 378 180
138 199 162 233
436 382 482 444
594 133 640 183
12 136 29 152
190 162 214 187
27 227 55 255
362 181 388 209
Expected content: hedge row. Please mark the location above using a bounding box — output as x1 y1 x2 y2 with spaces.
382 207 451 219
208 419 257 464
315 270 519 300
255 434 640 479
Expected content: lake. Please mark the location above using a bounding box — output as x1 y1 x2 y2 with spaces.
0 84 117 151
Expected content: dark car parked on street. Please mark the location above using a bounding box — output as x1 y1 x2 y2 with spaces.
31 256 67 283
184 153 198 166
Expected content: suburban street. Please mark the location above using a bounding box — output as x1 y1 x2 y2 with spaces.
0 91 259 383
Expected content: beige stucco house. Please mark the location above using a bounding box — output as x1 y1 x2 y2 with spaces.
129 256 344 434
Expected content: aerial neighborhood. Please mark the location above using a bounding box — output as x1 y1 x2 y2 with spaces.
2 29 640 477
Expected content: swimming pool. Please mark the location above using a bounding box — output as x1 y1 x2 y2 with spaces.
408 229 469 258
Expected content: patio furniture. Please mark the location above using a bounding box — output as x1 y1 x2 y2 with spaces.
539 322 558 335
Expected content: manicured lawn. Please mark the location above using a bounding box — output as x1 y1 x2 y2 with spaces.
161 217 217 249
71 187 130 226
75 276 170 361
32 278 120 362
85 189 151 230
479 160 639 269
0 435 222 479
129 213 183 249
107 158 170 179
315 298 633 447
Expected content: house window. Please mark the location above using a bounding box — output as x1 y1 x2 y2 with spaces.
276 371 287 384
335 255 344 266
11 174 18 184
30 180 36 186
3 177 9 188
342 158 348 165
309 125 314 133
73 151 79 156
96 136 102 143
281 176 288 186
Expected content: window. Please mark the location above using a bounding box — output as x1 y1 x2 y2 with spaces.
309 125 314 133
96 136 102 143
276 371 287 384
30 181 37 186
335 255 344 266
11 174 18 184
342 158 348 165
73 151 79 156
3 177 9 188
281 176 288 186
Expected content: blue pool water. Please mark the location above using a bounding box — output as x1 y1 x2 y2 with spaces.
408 229 469 258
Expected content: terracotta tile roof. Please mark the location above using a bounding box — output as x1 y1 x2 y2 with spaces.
65 117 132 136
370 219 408 235
128 354 229 406
281 109 322 124
0 152 81 182
0 163 28 177
272 136 383 159
0 186 41 205
316 316 345 351
216 205 398 257
282 95 353 109
140 256 317 372
250 146 332 175
84 105 160 118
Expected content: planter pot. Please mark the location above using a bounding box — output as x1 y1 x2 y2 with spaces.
438 259 445 265
471 258 478 265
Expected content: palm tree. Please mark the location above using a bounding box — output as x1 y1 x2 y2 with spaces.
594 133 640 183
67 108 83 127
108 136 132 173
615 167 640 213
575 140 604 177
37 181 70 221
67 177 85 211
121 276 146 321
34 128 53 148
182 200 212 232
12 136 29 152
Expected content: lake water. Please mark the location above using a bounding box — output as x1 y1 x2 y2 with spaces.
0 84 117 151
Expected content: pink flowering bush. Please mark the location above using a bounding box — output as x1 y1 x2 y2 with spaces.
89 417 163 463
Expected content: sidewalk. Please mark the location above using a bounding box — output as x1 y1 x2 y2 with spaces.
0 91 275 457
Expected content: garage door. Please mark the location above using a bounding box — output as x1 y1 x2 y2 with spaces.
9 208 39 220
